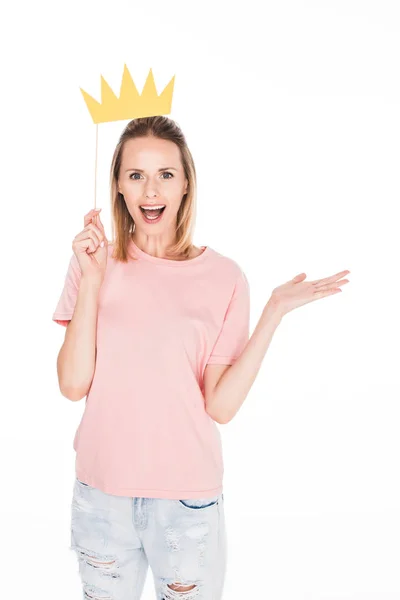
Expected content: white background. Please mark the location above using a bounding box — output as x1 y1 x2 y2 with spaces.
2 0 399 598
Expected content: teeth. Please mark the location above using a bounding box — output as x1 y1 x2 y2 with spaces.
140 205 165 210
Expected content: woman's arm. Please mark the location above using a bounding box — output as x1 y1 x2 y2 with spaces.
204 299 283 424
56 276 101 401
204 269 349 423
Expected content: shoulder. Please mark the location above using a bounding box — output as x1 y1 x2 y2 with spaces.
207 246 248 285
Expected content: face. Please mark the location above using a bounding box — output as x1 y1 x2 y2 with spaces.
118 136 188 234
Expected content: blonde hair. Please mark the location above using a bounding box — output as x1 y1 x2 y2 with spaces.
109 116 197 262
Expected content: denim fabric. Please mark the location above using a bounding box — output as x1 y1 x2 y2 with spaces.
70 478 227 599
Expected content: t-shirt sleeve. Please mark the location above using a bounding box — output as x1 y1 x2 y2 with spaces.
52 252 82 327
207 269 250 366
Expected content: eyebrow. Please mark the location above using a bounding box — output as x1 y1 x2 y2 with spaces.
124 167 178 173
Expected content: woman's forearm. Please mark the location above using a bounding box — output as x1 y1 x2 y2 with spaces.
206 298 284 424
57 277 101 401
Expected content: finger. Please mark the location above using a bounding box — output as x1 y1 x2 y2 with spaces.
92 214 105 245
97 212 105 230
84 220 103 235
74 237 97 255
94 213 107 239
87 222 104 245
84 213 99 227
74 231 101 251
312 288 342 300
313 280 349 293
85 238 98 254
92 214 104 239
84 208 102 227
85 208 101 220
90 211 100 228
75 224 102 246
88 208 102 220
311 270 350 287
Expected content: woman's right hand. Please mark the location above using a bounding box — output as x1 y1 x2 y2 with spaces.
72 208 108 284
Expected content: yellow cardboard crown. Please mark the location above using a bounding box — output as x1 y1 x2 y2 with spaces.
80 64 175 124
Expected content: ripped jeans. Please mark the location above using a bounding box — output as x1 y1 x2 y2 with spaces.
70 478 227 599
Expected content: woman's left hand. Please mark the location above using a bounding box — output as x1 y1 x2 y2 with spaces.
268 269 350 317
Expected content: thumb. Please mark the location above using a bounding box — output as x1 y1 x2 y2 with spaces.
293 273 307 282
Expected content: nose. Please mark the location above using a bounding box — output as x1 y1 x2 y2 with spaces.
144 183 159 198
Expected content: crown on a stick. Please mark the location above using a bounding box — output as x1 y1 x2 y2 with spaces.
80 65 175 124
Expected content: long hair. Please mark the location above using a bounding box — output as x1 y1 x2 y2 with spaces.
109 116 197 262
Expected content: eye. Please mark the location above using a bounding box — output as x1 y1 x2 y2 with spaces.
129 171 174 180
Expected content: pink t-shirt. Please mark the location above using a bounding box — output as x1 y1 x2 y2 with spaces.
52 238 250 499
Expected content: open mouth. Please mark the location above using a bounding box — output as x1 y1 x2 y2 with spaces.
139 205 166 222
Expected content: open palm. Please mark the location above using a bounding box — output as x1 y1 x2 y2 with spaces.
271 270 350 316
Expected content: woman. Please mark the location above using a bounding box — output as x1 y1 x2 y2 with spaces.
53 116 349 599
